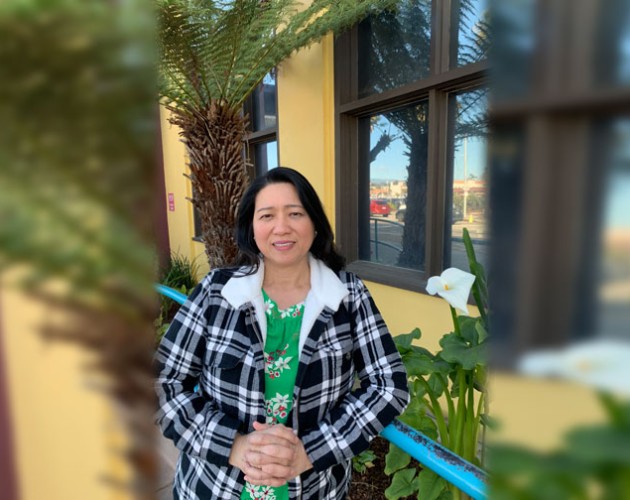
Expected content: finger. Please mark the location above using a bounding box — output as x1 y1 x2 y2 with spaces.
242 459 289 486
259 462 296 480
252 421 269 432
255 443 296 464
245 446 293 470
250 425 298 445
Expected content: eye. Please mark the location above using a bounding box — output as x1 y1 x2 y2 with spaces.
289 211 304 217
259 213 272 220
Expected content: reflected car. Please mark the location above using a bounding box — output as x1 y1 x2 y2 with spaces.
370 199 391 217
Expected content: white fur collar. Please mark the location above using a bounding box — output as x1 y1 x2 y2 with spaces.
221 254 349 352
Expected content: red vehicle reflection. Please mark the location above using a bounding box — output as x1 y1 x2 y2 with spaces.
370 199 391 217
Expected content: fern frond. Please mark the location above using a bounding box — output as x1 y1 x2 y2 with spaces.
157 0 399 112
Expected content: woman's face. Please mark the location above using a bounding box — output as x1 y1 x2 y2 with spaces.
253 182 316 270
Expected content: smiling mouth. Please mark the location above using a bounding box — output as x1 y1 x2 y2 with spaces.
272 241 295 249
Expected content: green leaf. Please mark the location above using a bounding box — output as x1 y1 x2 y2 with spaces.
399 412 438 441
565 425 630 464
427 372 445 397
474 364 488 389
402 351 436 377
384 444 411 475
457 315 478 344
395 328 422 349
416 469 448 500
436 490 453 500
411 378 427 397
439 333 487 370
352 449 376 473
399 397 425 422
475 321 488 344
385 468 420 500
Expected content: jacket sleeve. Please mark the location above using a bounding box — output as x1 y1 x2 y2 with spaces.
154 276 240 466
301 275 410 471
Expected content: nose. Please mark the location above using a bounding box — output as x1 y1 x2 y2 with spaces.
272 214 290 234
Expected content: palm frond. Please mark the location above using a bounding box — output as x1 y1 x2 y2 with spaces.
157 0 399 112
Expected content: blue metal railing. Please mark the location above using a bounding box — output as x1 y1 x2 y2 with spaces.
155 284 188 305
155 284 488 500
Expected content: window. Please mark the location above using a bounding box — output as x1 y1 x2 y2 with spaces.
245 71 279 176
489 1 630 363
335 0 489 291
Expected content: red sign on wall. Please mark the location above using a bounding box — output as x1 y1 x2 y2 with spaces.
168 193 175 211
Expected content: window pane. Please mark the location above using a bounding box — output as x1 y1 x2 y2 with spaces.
358 0 432 98
360 102 429 271
594 119 630 340
451 0 490 68
254 140 278 175
446 88 489 271
251 72 277 131
492 0 536 102
593 0 630 88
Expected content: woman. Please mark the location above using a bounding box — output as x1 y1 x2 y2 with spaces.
156 167 409 499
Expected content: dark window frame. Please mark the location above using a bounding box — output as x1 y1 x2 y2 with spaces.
243 71 279 178
489 0 630 363
334 6 489 292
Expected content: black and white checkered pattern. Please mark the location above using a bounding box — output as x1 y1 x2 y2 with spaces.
155 263 409 499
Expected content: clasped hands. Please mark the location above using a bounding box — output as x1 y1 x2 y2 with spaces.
229 421 313 486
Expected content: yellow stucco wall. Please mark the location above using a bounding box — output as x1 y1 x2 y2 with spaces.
159 34 604 453
277 35 336 227
160 107 209 277
1 284 118 500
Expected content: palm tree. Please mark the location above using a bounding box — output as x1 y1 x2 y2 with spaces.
158 0 398 269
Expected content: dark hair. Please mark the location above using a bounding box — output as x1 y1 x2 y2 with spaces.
234 167 345 273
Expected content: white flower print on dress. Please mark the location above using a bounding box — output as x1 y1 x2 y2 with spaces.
266 392 291 424
264 344 292 377
274 356 293 372
263 298 275 315
244 482 277 499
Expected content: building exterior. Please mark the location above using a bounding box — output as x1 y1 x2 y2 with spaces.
2 1 627 499
159 0 608 460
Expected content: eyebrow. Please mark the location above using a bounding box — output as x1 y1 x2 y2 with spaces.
255 204 304 213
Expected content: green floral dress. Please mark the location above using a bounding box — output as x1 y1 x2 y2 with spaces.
241 290 304 500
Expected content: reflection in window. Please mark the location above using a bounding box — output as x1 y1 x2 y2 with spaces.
251 72 277 131
360 102 428 271
446 88 489 271
594 0 630 88
492 0 536 101
254 140 278 175
358 0 431 98
451 0 490 68
595 120 630 340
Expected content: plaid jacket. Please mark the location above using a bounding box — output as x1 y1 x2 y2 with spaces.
155 256 409 499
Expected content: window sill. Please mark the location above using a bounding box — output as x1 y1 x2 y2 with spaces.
346 260 428 294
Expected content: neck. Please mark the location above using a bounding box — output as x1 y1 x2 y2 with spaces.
262 259 311 289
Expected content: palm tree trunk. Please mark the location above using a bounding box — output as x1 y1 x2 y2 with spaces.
168 101 250 269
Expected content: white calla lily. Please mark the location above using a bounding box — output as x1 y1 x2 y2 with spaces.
426 267 476 314
519 340 630 396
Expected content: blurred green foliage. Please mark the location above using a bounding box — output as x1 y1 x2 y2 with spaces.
0 0 159 493
490 393 630 500
155 253 200 343
0 0 157 311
